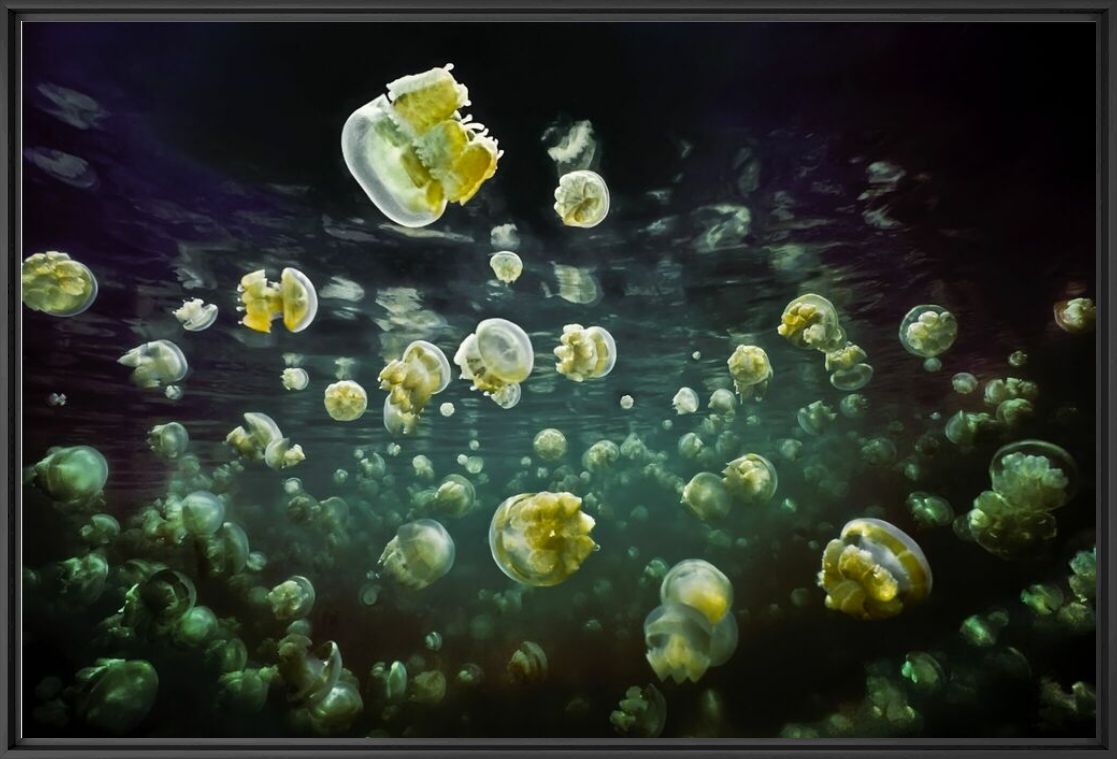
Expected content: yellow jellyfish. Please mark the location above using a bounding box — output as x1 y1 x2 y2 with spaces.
899 305 958 358
21 251 98 317
533 428 568 462
118 340 188 389
490 251 523 284
777 294 845 351
454 318 534 406
660 559 733 625
225 412 282 462
488 491 596 586
825 343 874 391
264 438 306 471
324 380 368 422
722 453 778 506
554 324 617 381
172 298 218 331
817 518 932 620
378 340 451 433
428 474 477 518
1053 297 1095 334
554 170 610 228
642 603 715 684
727 345 772 398
341 64 501 228
681 473 731 522
378 519 456 590
236 268 318 334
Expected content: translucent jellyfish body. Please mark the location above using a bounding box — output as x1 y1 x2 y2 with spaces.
777 294 845 352
553 170 610 228
727 345 772 398
454 318 534 405
553 324 617 381
661 559 733 625
118 340 188 389
29 445 108 504
226 412 282 462
378 340 451 433
489 491 596 586
282 368 309 391
681 473 731 522
952 372 978 394
268 576 316 620
173 298 218 331
673 387 699 415
722 453 778 506
21 251 98 316
906 492 954 529
508 641 548 684
1054 297 1096 334
643 603 713 684
147 422 188 460
798 400 837 435
341 64 501 227
181 491 226 537
324 380 368 422
533 428 567 462
72 659 158 735
378 519 456 590
264 438 306 471
818 518 932 620
899 305 958 359
490 251 523 284
236 268 318 333
825 343 874 391
708 388 736 414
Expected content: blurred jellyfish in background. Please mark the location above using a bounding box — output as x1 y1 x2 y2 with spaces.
906 492 954 529
533 428 567 462
21 251 98 317
341 64 501 227
490 251 523 284
489 491 596 586
899 305 958 369
952 372 978 395
708 388 736 414
454 318 534 408
1053 297 1096 334
817 518 932 620
147 422 189 460
268 576 316 621
507 640 548 685
661 560 733 625
722 453 778 506
378 340 451 433
225 412 282 462
324 380 368 422
553 324 617 381
553 170 610 228
172 298 218 331
798 400 837 435
378 519 456 590
236 268 318 334
71 659 158 735
180 491 226 537
727 345 772 399
118 340 188 390
27 445 108 506
681 473 731 522
673 387 699 415
610 684 666 738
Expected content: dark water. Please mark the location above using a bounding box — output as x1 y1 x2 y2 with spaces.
20 22 1097 739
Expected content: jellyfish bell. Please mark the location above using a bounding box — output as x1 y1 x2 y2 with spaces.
899 305 958 358
324 380 368 422
554 324 617 381
226 412 282 461
660 559 733 625
181 491 227 537
554 170 610 228
727 345 772 398
30 445 108 504
490 251 524 284
383 394 417 435
72 659 158 735
378 519 456 590
282 367 309 391
490 381 522 409
989 440 1078 511
21 251 98 317
681 473 731 522
533 428 568 462
264 437 306 471
118 340 188 389
281 268 318 332
489 491 596 587
777 294 844 352
722 453 778 506
476 318 534 383
1053 297 1096 334
673 387 699 415
173 298 218 331
643 602 714 684
379 340 451 430
268 576 317 620
147 422 189 460
830 363 874 391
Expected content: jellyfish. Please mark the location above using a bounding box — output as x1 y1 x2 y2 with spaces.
901 651 945 693
47 392 66 407
453 318 534 405
28 445 108 504
268 576 316 620
324 380 368 422
236 267 318 334
225 412 282 462
582 440 620 472
727 345 772 398
861 437 897 466
165 385 183 400
490 251 523 284
173 298 218 331
610 684 667 738
282 368 309 391
124 568 196 627
899 305 958 359
378 519 456 590
681 473 731 522
57 553 109 606
533 428 567 462
202 522 250 577
147 422 189 460
673 387 699 415
79 513 120 547
180 491 226 537
378 340 451 432
507 641 549 684
826 343 874 391
944 409 1000 448
410 670 447 705
707 388 735 415
952 372 978 394
660 559 733 626
118 340 188 389
554 324 617 381
264 438 306 471
553 170 610 228
620 394 635 409
1054 297 1096 334
798 400 837 435
777 294 845 352
489 491 596 586
906 492 954 529
722 453 778 506
817 518 932 620
341 64 501 227
72 659 158 735
839 393 868 419
642 603 715 684
21 251 98 316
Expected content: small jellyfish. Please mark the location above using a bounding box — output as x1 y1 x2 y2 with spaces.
722 453 778 506
906 492 954 529
1008 350 1028 368
708 388 736 415
952 372 978 394
553 324 617 381
118 340 188 390
147 422 189 460
181 491 226 537
507 641 549 684
673 387 699 415
225 412 282 462
173 298 218 331
28 445 108 504
817 518 932 620
553 170 610 228
610 684 667 738
165 385 183 400
282 368 309 391
582 440 620 472
620 394 635 409
268 576 316 620
860 437 897 466
777 294 845 352
490 251 523 284
454 318 534 404
681 473 731 522
47 392 67 407
727 345 772 399
1053 297 1096 334
489 491 596 587
378 519 456 590
439 401 455 417
264 438 306 471
491 222 521 250
899 305 958 359
827 345 874 391
533 428 567 462
839 393 868 419
324 380 368 422
21 251 98 317
798 400 837 435
341 64 501 228
378 340 452 432
236 267 318 334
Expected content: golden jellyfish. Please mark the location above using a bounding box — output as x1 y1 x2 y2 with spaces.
660 559 733 626
643 603 714 683
798 400 837 435
722 453 778 506
825 343 874 391
553 170 610 228
727 345 772 398
118 340 188 389
899 305 958 359
681 473 731 522
553 324 617 381
225 412 282 462
533 428 568 462
430 474 477 518
453 318 534 405
817 518 932 620
236 267 318 334
378 340 451 433
1054 297 1095 334
378 519 456 590
324 380 368 422
264 438 306 471
172 298 218 332
490 251 523 284
21 251 98 317
341 64 501 228
777 294 845 352
488 491 597 587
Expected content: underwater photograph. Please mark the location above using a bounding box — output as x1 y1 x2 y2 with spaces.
18 20 1099 740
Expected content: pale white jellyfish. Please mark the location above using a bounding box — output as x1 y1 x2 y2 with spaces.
378 519 456 590
439 402 455 417
553 170 610 228
173 298 218 331
225 412 282 462
282 368 309 391
533 428 567 462
681 473 731 522
264 438 306 471
673 387 699 415
490 251 523 284
454 318 534 406
952 372 978 394
147 422 189 460
620 394 635 409
554 324 617 381
899 305 958 359
324 380 368 422
118 340 188 389
708 388 736 414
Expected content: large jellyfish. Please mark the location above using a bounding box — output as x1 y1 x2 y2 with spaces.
324 380 368 422
722 453 778 506
378 340 451 433
490 251 523 284
489 491 597 586
341 64 501 228
553 170 610 228
727 345 772 399
378 519 456 590
236 268 318 334
553 324 617 381
118 340 188 389
173 298 218 331
72 659 158 735
817 518 932 620
454 318 534 407
27 445 108 505
1054 297 1096 334
899 305 958 360
681 473 731 522
225 412 282 462
21 251 98 317
777 294 845 352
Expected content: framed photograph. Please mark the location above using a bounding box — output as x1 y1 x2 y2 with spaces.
3 2 1114 757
